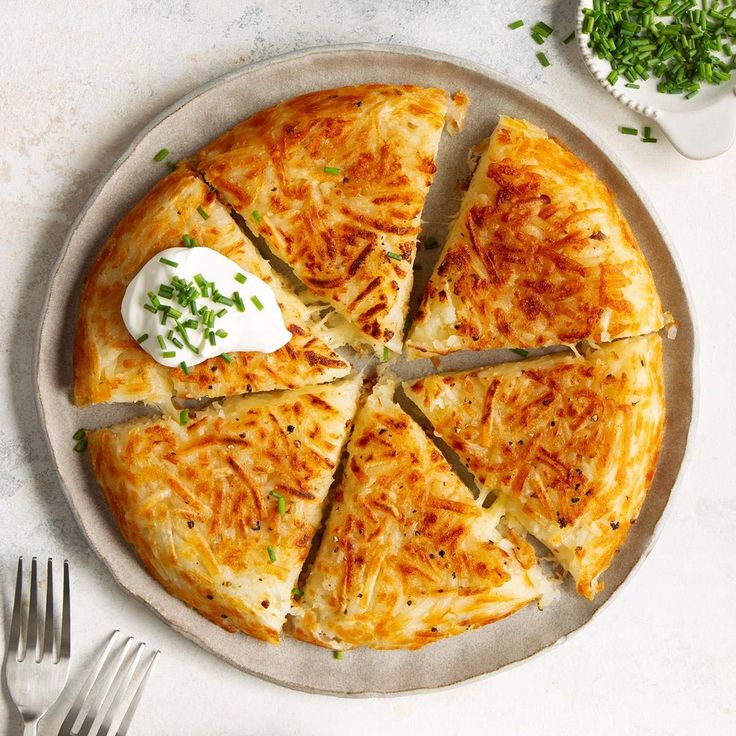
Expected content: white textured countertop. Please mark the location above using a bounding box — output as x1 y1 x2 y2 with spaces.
2 1 735 733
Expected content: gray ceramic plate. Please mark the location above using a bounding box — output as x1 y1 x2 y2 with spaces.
35 44 696 696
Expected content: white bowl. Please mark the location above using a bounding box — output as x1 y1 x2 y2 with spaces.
577 0 736 159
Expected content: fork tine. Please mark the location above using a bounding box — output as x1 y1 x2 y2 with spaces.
58 631 118 736
7 557 23 660
97 642 145 736
42 558 55 658
60 559 71 660
25 556 39 661
116 649 160 736
74 636 134 736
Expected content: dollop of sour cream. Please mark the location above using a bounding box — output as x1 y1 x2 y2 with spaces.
122 247 292 368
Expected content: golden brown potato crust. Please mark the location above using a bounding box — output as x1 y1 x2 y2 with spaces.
73 166 349 408
194 85 450 353
87 377 361 643
292 382 544 650
404 334 666 598
407 116 664 356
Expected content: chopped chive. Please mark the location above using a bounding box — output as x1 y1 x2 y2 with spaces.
532 21 554 37
292 587 304 599
215 329 228 338
511 348 529 358
536 51 551 67
563 31 575 44
220 352 233 364
183 319 199 329
382 345 390 362
179 361 189 375
161 351 176 358
583 0 735 98
193 274 207 289
137 333 149 344
508 19 524 30
147 291 160 308
234 272 247 284
214 294 234 307
214 308 226 319
159 257 179 267
233 292 245 312
170 337 184 349
166 160 177 172
323 165 341 175
252 210 262 223
179 409 189 426
144 303 157 314
251 295 264 311
532 31 545 44
176 324 200 355
73 437 88 453
153 148 169 162
333 650 345 660
267 545 277 563
643 126 652 138
642 137 659 142
270 491 286 515
625 83 641 88
209 331 216 346
72 428 86 441
607 69 619 84
620 126 638 135
196 206 209 220
387 251 403 261
157 335 166 350
182 233 195 248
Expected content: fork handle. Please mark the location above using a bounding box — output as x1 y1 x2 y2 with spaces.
23 721 38 736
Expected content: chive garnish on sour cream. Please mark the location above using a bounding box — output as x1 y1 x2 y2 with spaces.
121 247 292 370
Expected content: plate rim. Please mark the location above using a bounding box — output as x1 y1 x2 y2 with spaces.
33 42 700 697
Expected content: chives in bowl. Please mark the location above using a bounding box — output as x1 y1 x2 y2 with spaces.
582 0 736 99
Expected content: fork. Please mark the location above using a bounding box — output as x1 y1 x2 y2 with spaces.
4 557 71 736
58 630 160 736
